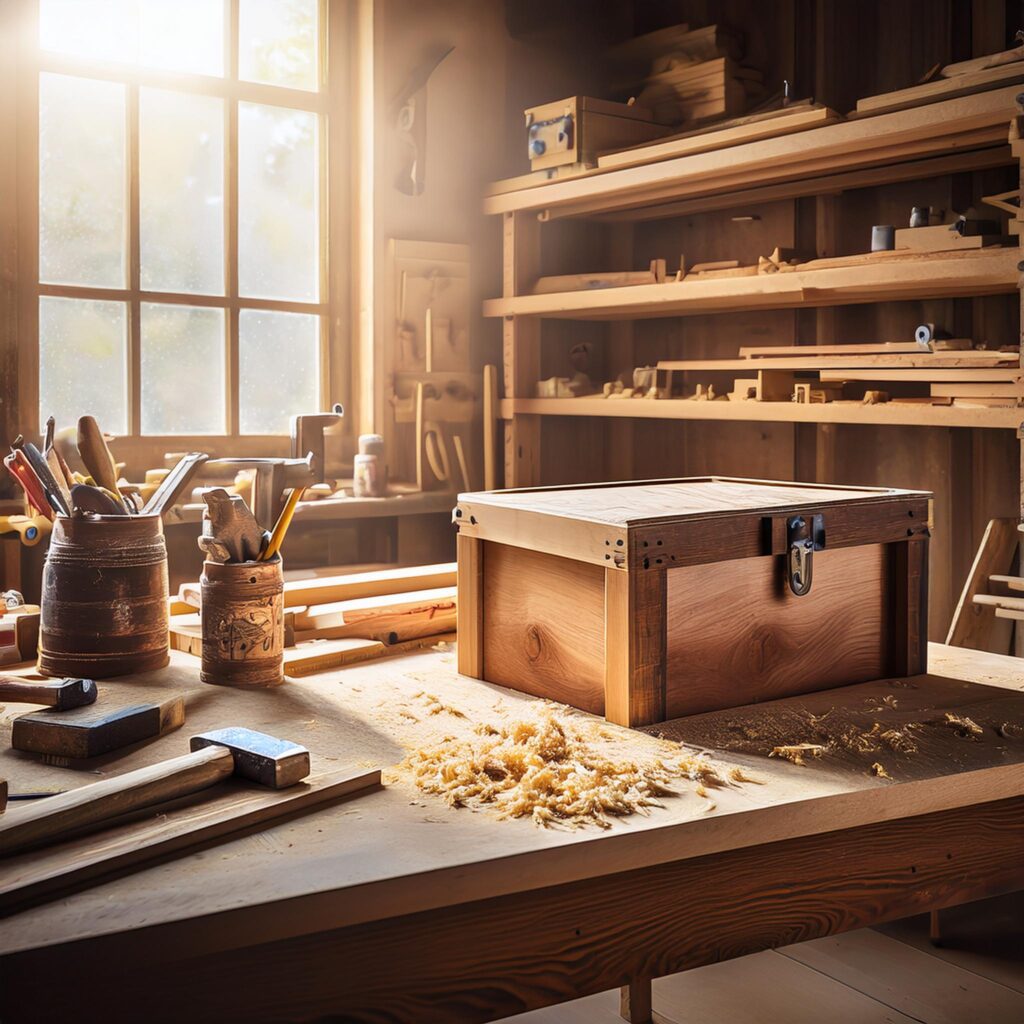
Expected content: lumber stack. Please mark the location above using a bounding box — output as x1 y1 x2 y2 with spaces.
170 563 458 677
611 23 763 126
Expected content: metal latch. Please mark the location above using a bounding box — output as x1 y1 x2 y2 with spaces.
786 514 826 597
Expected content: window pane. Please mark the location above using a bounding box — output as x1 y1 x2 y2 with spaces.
138 0 224 77
238 103 318 302
40 0 224 76
140 89 224 294
40 74 125 288
239 0 318 92
39 297 127 434
141 304 225 434
239 310 318 434
40 0 137 64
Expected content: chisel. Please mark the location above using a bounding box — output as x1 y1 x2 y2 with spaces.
77 416 131 513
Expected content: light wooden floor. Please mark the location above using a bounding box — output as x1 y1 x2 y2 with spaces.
497 891 1024 1024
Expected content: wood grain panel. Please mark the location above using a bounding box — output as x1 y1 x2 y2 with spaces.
482 542 605 714
665 544 889 716
8 796 1022 1023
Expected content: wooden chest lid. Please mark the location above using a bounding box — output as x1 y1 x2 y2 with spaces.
455 477 932 570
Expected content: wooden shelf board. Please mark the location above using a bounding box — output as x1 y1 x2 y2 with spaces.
500 397 1023 429
484 248 1021 321
656 355 1019 371
484 86 1021 218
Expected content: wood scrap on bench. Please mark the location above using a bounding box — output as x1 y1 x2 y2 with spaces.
531 260 666 294
293 587 457 644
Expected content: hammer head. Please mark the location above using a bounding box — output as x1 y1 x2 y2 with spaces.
53 678 98 710
189 728 310 789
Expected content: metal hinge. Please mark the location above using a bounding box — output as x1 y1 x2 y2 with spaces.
787 514 826 597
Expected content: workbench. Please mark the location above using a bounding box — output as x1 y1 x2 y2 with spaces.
0 642 1021 1023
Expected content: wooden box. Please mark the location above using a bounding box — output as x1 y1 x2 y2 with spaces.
524 96 670 171
456 478 931 727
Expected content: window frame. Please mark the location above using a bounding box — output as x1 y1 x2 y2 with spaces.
14 0 350 463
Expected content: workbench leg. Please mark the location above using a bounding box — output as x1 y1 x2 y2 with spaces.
929 908 943 946
888 538 929 677
456 533 483 678
620 977 652 1023
604 568 666 728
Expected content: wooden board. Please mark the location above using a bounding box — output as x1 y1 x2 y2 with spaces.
931 382 1024 397
481 542 605 715
483 248 1020 321
597 105 841 172
658 352 1019 371
665 545 889 717
818 368 1021 383
0 765 382 918
738 342 922 358
853 62 1024 117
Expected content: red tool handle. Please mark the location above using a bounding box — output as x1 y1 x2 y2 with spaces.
4 451 54 521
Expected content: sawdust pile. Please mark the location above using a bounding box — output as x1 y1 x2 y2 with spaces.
404 711 724 828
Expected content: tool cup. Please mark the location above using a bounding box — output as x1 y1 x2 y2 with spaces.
38 514 170 678
200 556 285 688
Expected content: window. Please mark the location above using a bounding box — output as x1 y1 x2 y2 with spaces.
32 0 329 439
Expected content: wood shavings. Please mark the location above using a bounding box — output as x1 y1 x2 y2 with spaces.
870 762 892 780
419 692 467 718
728 766 764 784
769 743 827 766
999 722 1024 739
403 710 724 829
942 712 984 739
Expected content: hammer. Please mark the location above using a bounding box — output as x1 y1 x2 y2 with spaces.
0 728 309 856
0 675 97 711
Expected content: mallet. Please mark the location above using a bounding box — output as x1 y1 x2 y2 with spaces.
0 675 97 710
0 727 309 856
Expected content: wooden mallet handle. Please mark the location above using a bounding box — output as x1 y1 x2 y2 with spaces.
0 746 233 857
0 677 93 709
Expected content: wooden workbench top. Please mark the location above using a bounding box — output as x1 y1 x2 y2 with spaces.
0 643 1021 967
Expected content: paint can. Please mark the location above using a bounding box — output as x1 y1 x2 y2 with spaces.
200 556 284 688
38 514 170 678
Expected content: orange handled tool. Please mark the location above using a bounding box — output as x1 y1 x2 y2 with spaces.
4 451 54 521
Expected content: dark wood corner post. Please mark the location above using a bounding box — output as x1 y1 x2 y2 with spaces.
604 566 667 728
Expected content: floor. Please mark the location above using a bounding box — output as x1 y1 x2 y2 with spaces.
498 891 1024 1024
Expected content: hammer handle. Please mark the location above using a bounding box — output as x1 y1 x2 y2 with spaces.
0 678 72 707
0 746 234 857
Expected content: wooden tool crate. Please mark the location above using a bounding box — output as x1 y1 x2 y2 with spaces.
524 96 670 171
456 477 931 727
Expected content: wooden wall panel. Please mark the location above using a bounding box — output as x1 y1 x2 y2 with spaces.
665 544 890 717
481 542 606 714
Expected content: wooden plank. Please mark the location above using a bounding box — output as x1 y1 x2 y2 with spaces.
664 546 889 717
0 766 382 919
894 225 1009 252
604 568 665 728
597 106 840 172
456 534 483 678
818 368 1021 382
739 342 922 358
499 396 1024 429
946 518 1019 653
284 639 387 676
481 542 605 715
293 588 457 643
941 46 1024 79
931 382 1024 397
660 353 1020 370
483 248 1020 321
854 62 1024 116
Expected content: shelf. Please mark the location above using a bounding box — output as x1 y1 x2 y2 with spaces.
484 248 1021 321
500 397 1023 430
484 86 1020 219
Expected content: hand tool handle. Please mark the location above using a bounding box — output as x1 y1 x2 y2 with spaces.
77 416 130 513
261 486 305 560
3 452 54 521
0 677 87 708
21 442 70 516
0 746 234 857
142 451 208 517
